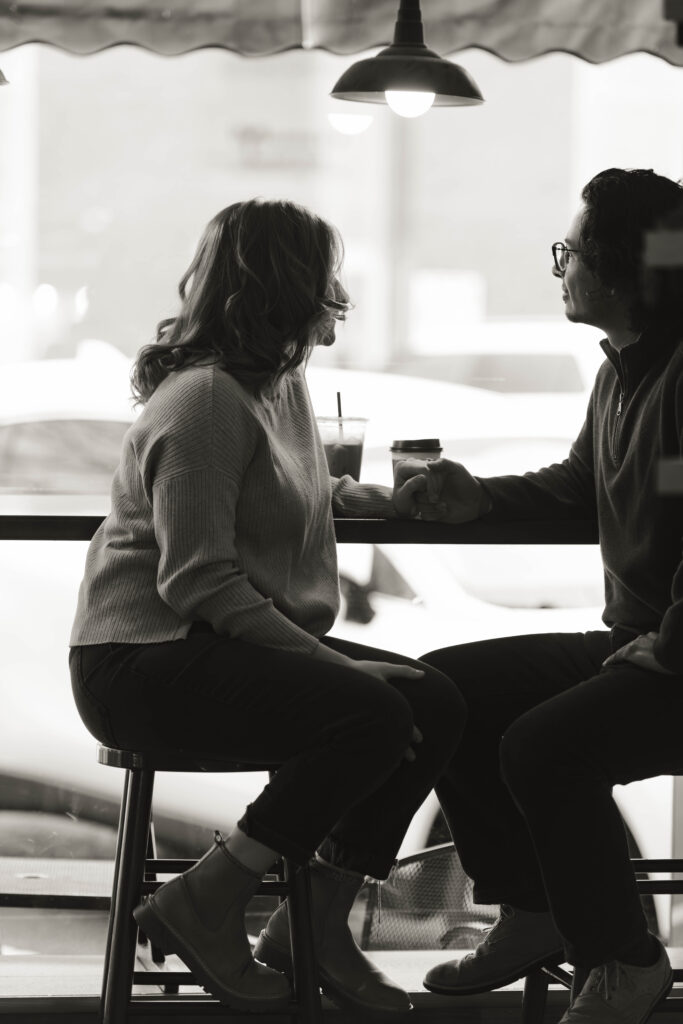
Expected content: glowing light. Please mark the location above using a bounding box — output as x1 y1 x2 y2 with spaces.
74 286 89 322
385 90 435 118
327 112 374 135
32 283 58 317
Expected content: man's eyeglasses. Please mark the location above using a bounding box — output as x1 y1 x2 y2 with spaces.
552 242 581 273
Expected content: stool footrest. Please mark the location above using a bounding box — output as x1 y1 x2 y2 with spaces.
134 970 197 985
141 878 288 896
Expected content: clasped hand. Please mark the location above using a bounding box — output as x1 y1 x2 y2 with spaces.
392 457 492 523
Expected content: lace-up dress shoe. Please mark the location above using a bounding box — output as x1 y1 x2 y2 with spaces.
558 938 673 1024
254 855 412 1014
133 833 291 1009
424 903 565 995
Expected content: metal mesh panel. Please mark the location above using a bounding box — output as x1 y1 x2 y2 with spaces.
360 842 498 950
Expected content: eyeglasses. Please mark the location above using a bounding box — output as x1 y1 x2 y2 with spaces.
552 242 581 273
552 242 581 272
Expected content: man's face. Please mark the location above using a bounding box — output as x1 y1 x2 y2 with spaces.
553 205 616 329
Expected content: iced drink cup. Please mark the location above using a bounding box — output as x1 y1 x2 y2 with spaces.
390 438 443 478
317 417 368 481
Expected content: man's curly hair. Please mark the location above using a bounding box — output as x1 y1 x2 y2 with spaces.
579 168 683 330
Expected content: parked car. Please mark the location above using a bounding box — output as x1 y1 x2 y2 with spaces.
0 341 672 954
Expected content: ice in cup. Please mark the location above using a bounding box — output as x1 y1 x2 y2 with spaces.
390 438 443 478
317 417 368 481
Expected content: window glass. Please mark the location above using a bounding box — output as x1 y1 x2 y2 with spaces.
0 43 679 978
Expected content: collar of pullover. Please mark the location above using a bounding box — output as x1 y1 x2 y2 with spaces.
599 325 681 384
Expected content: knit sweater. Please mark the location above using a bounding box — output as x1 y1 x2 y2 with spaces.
69 364 394 654
479 328 683 673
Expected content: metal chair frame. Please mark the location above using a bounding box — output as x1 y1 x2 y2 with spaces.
521 858 683 1022
97 744 322 1024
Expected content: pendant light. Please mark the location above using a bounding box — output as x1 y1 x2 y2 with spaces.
330 0 483 118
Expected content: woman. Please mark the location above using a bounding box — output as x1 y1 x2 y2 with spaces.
68 198 466 1013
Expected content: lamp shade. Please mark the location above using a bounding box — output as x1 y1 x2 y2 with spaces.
331 0 482 108
331 44 483 106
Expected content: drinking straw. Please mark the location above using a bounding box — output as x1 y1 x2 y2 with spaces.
337 391 343 441
337 392 343 417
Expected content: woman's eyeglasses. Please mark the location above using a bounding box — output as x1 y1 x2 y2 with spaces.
552 242 581 273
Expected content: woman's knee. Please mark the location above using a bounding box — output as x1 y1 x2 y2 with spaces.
412 666 468 744
345 680 415 761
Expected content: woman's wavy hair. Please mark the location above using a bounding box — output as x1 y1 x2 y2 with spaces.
579 168 683 330
131 198 350 404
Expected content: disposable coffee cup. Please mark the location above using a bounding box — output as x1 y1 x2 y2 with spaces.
391 438 443 477
317 417 368 481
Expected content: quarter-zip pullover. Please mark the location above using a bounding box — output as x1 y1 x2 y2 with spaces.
478 327 683 673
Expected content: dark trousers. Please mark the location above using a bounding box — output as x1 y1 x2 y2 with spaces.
69 630 465 880
421 629 683 968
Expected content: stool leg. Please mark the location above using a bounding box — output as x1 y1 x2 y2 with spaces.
286 858 323 1024
100 771 130 1023
142 819 168 967
571 964 589 1003
521 968 550 1024
101 768 155 1024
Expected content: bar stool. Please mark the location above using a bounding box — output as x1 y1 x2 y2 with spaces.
521 856 683 1022
97 744 322 1024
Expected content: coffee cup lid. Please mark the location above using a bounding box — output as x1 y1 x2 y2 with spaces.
390 439 442 452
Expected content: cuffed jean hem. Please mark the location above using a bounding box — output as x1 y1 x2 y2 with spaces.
316 832 395 882
237 809 313 867
473 884 550 913
566 906 650 970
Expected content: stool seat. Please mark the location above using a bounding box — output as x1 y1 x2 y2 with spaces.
97 743 322 1024
97 744 279 773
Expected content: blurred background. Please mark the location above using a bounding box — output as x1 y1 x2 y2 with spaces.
1 34 682 983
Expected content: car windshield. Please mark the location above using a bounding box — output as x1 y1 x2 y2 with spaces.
0 419 130 493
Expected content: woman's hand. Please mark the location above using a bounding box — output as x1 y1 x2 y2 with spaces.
311 646 425 759
351 659 425 683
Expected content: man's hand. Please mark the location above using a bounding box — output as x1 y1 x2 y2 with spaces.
602 631 676 675
395 458 492 524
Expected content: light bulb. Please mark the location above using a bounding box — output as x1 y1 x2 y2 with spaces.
327 112 373 135
385 90 435 118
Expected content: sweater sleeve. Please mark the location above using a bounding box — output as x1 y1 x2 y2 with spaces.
153 467 319 653
331 475 397 518
477 402 597 523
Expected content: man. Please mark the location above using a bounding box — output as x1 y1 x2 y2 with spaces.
396 168 683 1024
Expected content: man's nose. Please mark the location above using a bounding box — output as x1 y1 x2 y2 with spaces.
552 264 563 279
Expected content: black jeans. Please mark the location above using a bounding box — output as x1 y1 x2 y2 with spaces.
69 629 465 880
421 628 683 968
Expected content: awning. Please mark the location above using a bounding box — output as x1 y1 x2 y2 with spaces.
0 0 681 64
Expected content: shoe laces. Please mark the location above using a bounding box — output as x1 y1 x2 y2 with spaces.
586 961 630 1002
481 904 515 947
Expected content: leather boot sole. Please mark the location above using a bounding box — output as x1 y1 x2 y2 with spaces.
255 929 413 1015
134 899 291 1010
423 948 566 996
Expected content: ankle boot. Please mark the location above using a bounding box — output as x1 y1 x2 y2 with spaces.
133 831 291 1009
253 855 412 1013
